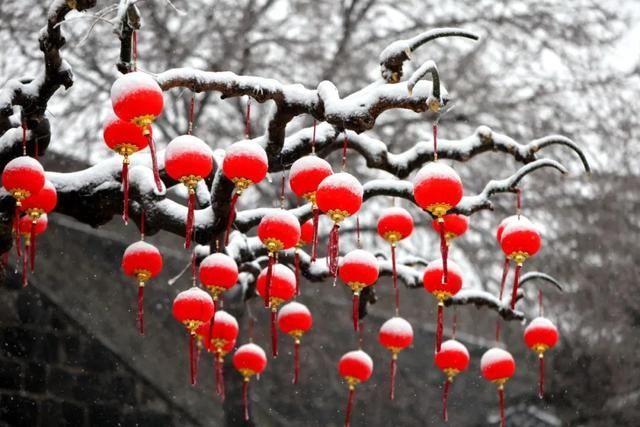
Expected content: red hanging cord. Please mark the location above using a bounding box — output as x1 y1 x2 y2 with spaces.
146 135 163 192
242 379 250 420
189 333 196 385
264 253 274 308
392 244 400 316
311 207 320 262
122 158 130 224
187 92 195 135
510 263 522 310
218 354 226 399
137 283 145 335
184 188 196 249
311 120 317 154
21 118 27 156
389 355 397 401
516 188 522 217
433 123 438 161
327 223 340 279
442 379 450 421
341 132 348 170
344 387 355 427
270 309 278 358
438 218 448 284
294 249 301 296
244 99 252 139
29 221 36 273
224 192 239 246
293 338 300 385
498 386 506 427
352 292 360 332
539 354 545 399
436 302 444 353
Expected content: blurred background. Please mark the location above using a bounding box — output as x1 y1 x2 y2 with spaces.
0 0 638 426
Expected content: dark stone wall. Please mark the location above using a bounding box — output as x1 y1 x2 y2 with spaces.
0 273 199 427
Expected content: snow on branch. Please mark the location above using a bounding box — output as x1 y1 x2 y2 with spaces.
379 28 479 82
519 271 564 293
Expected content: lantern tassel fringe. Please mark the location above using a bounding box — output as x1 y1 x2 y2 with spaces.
442 379 451 422
184 190 196 249
344 387 355 427
510 263 522 310
270 309 278 358
137 283 144 335
147 135 163 192
539 354 545 399
438 219 449 284
293 339 300 385
21 243 28 287
265 254 274 308
122 159 129 224
498 386 506 427
242 379 250 421
327 223 340 279
389 356 397 401
436 302 444 353
352 293 360 332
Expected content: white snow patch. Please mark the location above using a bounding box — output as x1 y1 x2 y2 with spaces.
380 317 413 337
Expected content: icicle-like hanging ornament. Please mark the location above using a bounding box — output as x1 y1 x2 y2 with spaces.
378 317 413 400
338 350 373 427
164 135 214 249
256 264 296 358
435 339 470 421
422 259 463 352
338 249 379 332
172 287 215 385
277 301 313 384
524 316 559 399
233 343 267 421
481 348 516 427
316 173 364 280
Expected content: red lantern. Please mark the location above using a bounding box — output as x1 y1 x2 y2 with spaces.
164 135 214 249
339 249 379 332
377 206 414 306
431 213 469 242
197 310 239 398
434 339 470 421
481 347 516 427
277 301 313 384
2 156 45 207
172 287 215 385
103 115 149 223
17 214 47 287
423 259 463 352
233 343 268 421
222 141 269 244
495 215 519 305
110 71 164 191
122 240 163 335
500 216 542 309
256 264 296 357
289 155 333 261
413 162 463 290
496 215 518 243
524 317 559 399
316 172 363 279
378 316 413 400
199 253 238 309
16 179 56 272
338 350 373 427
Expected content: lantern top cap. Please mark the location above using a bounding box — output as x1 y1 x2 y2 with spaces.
214 310 239 328
380 316 413 336
290 155 333 175
415 161 461 183
110 71 162 104
278 301 311 317
318 172 363 197
480 347 514 369
438 339 469 356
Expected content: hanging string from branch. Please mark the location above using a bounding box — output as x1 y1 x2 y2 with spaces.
244 98 252 139
311 119 317 154
187 91 196 135
131 30 138 72
341 131 349 170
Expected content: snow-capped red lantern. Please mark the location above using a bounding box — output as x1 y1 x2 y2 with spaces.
17 180 56 273
110 71 164 191
257 210 300 308
378 317 414 400
495 215 519 304
316 172 364 278
256 264 296 357
298 219 314 247
2 156 45 207
277 301 313 384
496 215 518 243
222 141 269 244
103 115 149 223
121 240 163 335
233 343 267 421
172 287 215 385
524 317 559 399
423 259 463 352
338 350 373 427
339 249 379 331
481 347 516 427
414 162 463 290
431 213 469 242
289 155 333 260
164 135 214 249
199 253 238 306
377 206 414 304
17 214 47 287
435 339 470 421
500 216 542 309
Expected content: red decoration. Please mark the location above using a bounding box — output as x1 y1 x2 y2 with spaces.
256 264 296 357
204 338 236 399
338 350 373 427
339 249 379 331
110 72 164 191
423 259 463 352
18 214 47 287
233 343 268 421
500 216 542 309
103 114 148 223
496 215 518 243
289 155 333 261
377 206 414 311
431 213 469 242
316 172 363 279
222 141 269 244
172 287 215 385
164 135 214 249
495 215 519 315
197 310 239 398
299 219 314 246
18 179 56 273
294 219 315 295
2 156 46 206
378 317 413 400
122 240 163 335
199 253 238 308
524 317 559 399
277 301 313 384
435 339 470 421
481 348 516 427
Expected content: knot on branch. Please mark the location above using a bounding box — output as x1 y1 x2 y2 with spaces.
477 125 493 145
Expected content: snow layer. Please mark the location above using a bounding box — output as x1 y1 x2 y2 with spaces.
165 135 213 158
110 71 162 104
277 301 311 317
214 310 239 329
380 317 413 337
317 172 363 197
200 253 237 271
480 347 514 369
415 161 461 183
341 350 374 370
